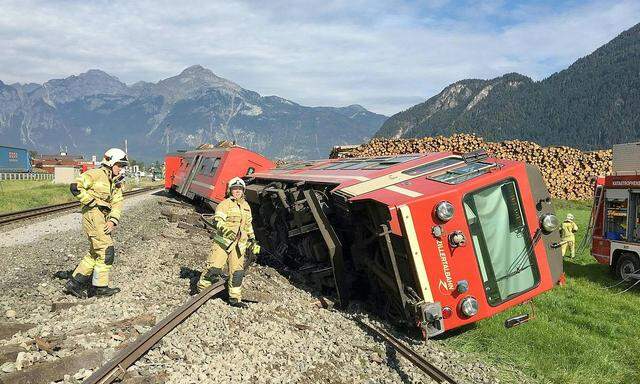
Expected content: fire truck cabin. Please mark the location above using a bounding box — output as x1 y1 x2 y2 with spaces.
591 142 640 280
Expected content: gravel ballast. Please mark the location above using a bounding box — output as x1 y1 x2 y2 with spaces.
0 193 524 383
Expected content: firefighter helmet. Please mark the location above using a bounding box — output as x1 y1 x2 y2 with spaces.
101 148 129 168
227 177 246 195
566 213 575 222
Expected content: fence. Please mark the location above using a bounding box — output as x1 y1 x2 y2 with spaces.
0 172 54 181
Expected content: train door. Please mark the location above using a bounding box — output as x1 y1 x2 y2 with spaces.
178 154 204 197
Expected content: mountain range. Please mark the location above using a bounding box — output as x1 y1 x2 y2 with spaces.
376 23 640 150
0 66 386 161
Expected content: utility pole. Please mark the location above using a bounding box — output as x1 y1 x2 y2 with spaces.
124 139 128 154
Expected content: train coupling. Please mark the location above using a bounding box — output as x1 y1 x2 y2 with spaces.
419 302 446 338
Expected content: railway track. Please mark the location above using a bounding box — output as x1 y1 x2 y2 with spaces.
0 186 162 226
82 285 458 383
83 280 226 384
357 319 459 384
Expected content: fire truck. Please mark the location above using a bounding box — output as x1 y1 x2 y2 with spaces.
166 147 564 336
590 142 640 280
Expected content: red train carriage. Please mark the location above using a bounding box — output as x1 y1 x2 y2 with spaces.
243 150 563 337
165 145 275 206
590 142 640 279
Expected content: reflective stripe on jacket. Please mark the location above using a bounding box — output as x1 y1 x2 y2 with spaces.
74 168 124 224
212 197 254 252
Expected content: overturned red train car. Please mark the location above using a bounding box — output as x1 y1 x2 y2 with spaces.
165 146 275 205
167 147 563 336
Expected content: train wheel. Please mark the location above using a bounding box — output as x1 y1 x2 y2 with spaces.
615 253 640 281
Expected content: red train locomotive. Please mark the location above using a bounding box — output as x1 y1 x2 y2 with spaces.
166 146 563 337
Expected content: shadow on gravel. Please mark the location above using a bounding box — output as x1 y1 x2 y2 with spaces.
179 266 203 296
384 345 413 384
179 266 233 298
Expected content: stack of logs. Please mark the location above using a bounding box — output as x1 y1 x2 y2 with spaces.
330 133 612 200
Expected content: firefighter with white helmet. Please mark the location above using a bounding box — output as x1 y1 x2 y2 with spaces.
64 148 128 298
560 213 579 258
197 177 260 308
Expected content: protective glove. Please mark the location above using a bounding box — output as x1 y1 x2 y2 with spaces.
249 239 261 254
221 226 237 240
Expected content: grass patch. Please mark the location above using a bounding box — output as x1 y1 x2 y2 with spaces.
0 180 74 213
0 178 163 214
438 200 640 383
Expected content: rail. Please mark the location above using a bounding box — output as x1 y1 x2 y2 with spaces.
83 280 226 384
357 318 458 384
0 186 162 226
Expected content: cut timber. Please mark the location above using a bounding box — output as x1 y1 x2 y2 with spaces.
332 133 613 200
0 349 103 384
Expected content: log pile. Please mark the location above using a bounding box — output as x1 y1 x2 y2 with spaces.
330 133 612 200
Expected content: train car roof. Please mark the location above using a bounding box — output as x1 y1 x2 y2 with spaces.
252 152 525 206
166 146 265 157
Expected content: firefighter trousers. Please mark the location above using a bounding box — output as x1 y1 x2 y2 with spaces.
72 206 115 287
561 239 575 258
197 241 245 300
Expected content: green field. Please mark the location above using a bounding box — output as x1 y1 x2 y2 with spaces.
439 199 640 384
0 178 163 214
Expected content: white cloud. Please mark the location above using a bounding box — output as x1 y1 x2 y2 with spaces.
0 0 638 115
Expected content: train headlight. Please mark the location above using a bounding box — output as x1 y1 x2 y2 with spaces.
460 297 479 317
540 214 560 233
435 201 454 222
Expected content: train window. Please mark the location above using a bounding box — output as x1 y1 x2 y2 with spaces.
402 157 462 176
209 158 221 175
430 161 496 184
322 161 361 170
463 180 539 306
363 155 422 170
198 158 212 174
276 162 317 170
340 161 381 169
314 155 423 171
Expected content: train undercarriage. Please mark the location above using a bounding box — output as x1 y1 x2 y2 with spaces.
245 179 443 335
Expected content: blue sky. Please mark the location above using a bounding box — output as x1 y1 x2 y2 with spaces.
1 0 638 115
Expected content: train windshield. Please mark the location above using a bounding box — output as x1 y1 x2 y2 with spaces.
463 180 540 306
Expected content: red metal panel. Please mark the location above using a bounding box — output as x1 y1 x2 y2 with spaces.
164 155 182 189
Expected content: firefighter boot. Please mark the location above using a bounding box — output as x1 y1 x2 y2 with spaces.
88 286 121 297
228 298 249 309
65 275 89 299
